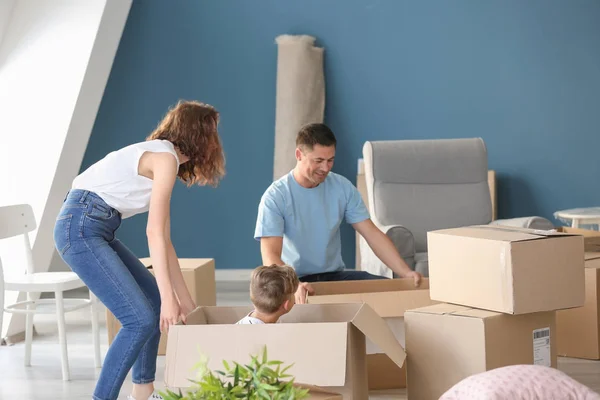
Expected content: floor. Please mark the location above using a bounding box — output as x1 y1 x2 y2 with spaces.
1 282 599 399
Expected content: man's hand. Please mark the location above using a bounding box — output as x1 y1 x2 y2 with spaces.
295 282 314 304
353 219 420 284
403 270 422 287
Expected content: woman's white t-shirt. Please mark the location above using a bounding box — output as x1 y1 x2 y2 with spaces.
71 140 180 219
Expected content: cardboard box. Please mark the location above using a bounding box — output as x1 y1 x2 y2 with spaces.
106 258 216 355
428 225 585 314
307 278 437 389
405 303 557 400
164 303 406 400
555 226 600 252
557 252 600 359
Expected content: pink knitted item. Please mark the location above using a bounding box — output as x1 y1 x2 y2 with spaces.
440 365 600 400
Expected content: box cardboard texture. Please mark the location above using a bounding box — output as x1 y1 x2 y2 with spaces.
164 303 406 400
307 278 437 389
428 225 585 314
406 303 557 400
106 258 216 356
557 252 600 359
555 226 600 252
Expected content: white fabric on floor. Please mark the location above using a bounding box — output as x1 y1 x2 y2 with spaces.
273 34 325 181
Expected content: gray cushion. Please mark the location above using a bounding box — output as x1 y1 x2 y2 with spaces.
366 138 492 252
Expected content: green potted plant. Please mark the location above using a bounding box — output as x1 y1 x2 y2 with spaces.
159 346 311 400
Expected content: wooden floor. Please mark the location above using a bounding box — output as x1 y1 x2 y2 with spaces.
1 282 599 399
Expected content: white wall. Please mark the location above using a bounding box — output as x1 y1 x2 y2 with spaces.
0 0 132 339
0 0 15 48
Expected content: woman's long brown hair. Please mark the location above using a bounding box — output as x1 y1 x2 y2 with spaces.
146 100 225 187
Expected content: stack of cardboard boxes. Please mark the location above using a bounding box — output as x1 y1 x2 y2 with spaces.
556 227 600 360
135 226 594 399
405 225 586 400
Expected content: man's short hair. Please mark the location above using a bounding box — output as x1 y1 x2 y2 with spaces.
296 123 337 151
250 264 299 314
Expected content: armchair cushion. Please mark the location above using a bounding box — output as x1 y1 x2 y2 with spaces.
359 224 415 278
364 138 492 253
490 216 554 230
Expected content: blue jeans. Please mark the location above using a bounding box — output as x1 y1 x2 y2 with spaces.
299 269 388 282
53 190 161 400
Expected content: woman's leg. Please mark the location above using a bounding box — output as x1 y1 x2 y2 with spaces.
65 234 158 400
110 238 161 398
54 190 159 400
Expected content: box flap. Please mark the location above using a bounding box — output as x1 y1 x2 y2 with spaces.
406 303 499 319
308 278 435 317
280 303 364 323
184 307 208 325
433 225 575 243
350 304 406 368
406 303 472 315
585 252 600 262
310 278 429 295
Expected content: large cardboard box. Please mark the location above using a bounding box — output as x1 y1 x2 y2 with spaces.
557 252 600 359
405 303 557 400
428 225 585 314
307 278 437 389
164 303 406 400
106 258 216 355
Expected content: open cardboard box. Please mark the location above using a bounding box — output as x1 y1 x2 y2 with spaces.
428 225 585 314
306 278 437 389
164 303 406 400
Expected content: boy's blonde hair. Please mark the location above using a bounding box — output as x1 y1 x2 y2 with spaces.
250 264 299 314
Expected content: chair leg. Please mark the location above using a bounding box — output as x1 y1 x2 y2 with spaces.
55 290 70 381
90 291 101 368
24 292 34 367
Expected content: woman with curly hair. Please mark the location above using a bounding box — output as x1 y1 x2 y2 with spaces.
53 100 225 400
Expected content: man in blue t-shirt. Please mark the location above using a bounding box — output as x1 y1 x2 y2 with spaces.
254 123 422 303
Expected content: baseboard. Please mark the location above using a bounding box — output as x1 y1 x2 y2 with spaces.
215 269 252 281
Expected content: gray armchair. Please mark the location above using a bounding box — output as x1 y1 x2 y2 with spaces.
360 138 553 278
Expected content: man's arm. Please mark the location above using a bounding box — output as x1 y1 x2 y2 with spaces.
259 235 313 303
260 236 285 266
352 218 422 286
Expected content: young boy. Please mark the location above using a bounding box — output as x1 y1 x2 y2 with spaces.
236 264 299 324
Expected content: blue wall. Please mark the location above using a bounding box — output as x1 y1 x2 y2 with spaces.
83 0 600 269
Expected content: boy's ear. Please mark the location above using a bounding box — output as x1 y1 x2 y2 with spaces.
282 299 292 312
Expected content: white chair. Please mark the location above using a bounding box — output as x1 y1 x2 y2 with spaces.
0 204 101 381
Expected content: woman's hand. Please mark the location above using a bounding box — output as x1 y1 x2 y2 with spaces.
179 299 197 319
160 294 182 333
